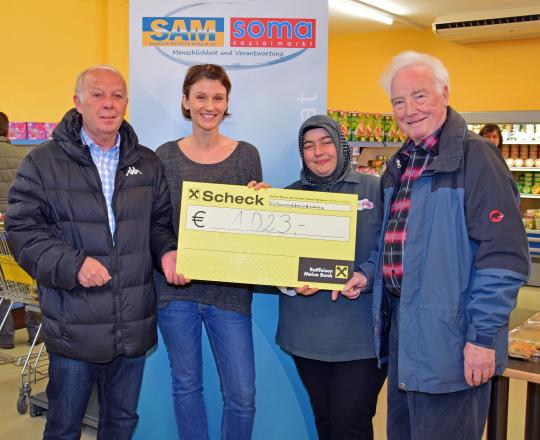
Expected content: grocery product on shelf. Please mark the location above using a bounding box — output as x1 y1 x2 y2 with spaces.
516 172 540 196
7 122 27 140
521 209 540 229
356 155 389 177
363 113 374 142
327 109 407 143
337 110 349 138
27 122 47 140
468 123 540 142
347 112 359 142
7 121 57 141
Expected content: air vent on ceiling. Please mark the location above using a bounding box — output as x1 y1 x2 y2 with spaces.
433 7 540 43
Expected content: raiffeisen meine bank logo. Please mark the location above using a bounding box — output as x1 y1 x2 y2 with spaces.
230 17 316 48
142 17 225 47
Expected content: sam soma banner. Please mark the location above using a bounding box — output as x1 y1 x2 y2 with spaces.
130 1 327 438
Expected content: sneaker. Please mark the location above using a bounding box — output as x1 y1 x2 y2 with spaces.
0 342 15 349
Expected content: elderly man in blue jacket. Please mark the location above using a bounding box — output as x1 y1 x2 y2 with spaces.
339 51 530 440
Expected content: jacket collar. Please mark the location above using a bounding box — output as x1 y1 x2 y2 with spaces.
425 106 466 174
52 108 141 168
385 106 465 184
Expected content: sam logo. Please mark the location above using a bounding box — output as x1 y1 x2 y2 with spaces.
335 265 349 279
142 17 225 47
230 17 316 48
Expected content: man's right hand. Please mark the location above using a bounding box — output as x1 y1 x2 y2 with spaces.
331 271 368 301
77 257 112 288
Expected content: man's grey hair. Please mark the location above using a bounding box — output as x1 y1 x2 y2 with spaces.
74 65 126 102
380 51 450 96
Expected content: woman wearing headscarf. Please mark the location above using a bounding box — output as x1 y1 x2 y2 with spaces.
276 115 387 440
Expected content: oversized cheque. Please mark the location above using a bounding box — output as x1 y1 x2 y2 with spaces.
177 182 358 290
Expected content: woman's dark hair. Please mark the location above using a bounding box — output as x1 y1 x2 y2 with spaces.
0 112 9 137
479 123 503 148
182 64 231 119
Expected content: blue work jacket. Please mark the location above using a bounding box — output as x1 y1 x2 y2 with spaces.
363 107 530 393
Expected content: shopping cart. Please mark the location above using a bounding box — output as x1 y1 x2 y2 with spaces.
0 223 47 416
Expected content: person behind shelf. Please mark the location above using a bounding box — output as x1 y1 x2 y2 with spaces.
340 51 530 440
5 65 183 440
154 64 262 440
479 123 503 148
275 114 387 440
0 111 41 350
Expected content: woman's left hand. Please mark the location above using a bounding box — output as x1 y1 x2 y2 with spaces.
296 285 319 296
247 180 272 189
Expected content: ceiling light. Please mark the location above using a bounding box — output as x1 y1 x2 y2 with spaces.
329 0 394 25
355 0 408 16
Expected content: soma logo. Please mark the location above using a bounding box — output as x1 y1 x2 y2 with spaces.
230 18 316 48
142 17 225 47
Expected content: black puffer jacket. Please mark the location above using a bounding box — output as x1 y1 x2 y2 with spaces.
5 109 176 362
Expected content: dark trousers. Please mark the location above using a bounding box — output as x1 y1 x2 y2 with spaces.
0 300 40 346
293 355 387 440
44 352 146 440
387 295 491 440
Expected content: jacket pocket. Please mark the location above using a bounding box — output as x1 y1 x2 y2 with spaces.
416 308 468 391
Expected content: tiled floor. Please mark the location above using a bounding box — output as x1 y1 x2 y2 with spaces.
1 286 539 439
0 326 95 439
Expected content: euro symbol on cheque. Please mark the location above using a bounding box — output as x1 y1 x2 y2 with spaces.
192 211 206 228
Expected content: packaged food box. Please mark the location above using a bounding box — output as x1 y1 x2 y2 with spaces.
27 122 47 140
373 114 384 142
8 122 27 140
44 122 57 139
508 324 540 361
327 109 338 121
336 111 349 138
348 112 359 142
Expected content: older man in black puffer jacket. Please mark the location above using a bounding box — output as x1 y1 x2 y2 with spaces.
6 65 182 440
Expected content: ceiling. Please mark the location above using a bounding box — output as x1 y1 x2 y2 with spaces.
329 0 540 34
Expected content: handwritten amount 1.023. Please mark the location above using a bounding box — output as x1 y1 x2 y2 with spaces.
227 210 296 234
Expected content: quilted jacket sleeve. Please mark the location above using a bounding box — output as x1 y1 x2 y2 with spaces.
5 155 86 290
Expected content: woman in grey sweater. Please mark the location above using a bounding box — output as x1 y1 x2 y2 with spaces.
276 115 387 440
155 64 262 440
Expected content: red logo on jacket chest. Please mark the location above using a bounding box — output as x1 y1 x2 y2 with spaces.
489 210 504 223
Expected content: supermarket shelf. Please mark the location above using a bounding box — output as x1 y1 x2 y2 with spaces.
349 141 402 148
520 194 540 199
504 140 540 145
11 139 44 145
510 167 540 172
461 110 540 124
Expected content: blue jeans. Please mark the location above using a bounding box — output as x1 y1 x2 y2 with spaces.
44 352 146 440
387 294 491 440
157 300 256 440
